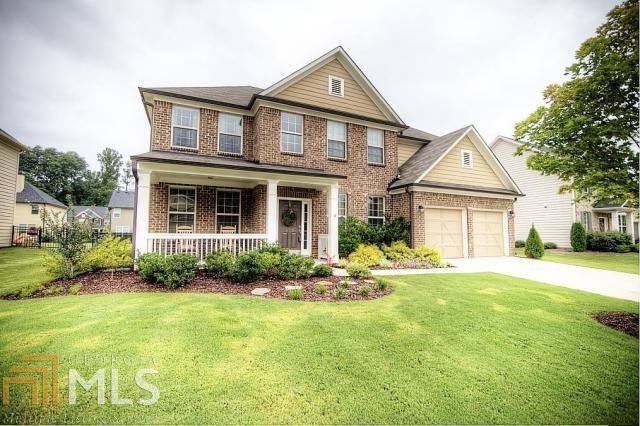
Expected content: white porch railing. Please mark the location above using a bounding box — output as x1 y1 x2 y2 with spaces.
147 233 269 261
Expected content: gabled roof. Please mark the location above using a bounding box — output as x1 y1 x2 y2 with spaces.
16 181 66 208
141 86 262 108
399 127 438 142
593 199 628 209
0 128 28 152
68 206 109 221
108 190 135 209
260 46 405 125
390 125 523 195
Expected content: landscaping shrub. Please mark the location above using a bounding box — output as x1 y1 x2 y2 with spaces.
338 279 351 289
316 283 327 294
587 231 632 252
631 243 639 253
204 251 234 278
43 251 74 280
68 283 82 295
376 279 389 291
333 287 346 299
312 264 333 277
257 243 289 256
42 212 92 279
382 241 414 261
345 262 372 279
277 253 314 279
136 253 198 288
524 225 544 259
570 222 587 252
614 244 631 253
413 246 442 266
348 244 384 267
359 285 371 296
515 240 526 248
543 242 558 249
78 236 133 273
338 216 410 257
231 251 267 283
288 288 302 300
259 252 282 278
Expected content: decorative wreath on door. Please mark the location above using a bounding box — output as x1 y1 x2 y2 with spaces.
281 205 297 226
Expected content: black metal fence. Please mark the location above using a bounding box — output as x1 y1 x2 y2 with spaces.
11 226 132 249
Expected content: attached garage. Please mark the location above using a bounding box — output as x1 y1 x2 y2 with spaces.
424 208 466 258
472 210 506 257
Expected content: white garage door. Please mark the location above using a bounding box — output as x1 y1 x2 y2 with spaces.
473 210 505 257
425 208 464 258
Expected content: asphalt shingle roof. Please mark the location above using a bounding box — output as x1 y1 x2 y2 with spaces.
16 181 66 208
593 199 627 209
108 190 135 209
142 86 263 107
399 127 438 141
67 206 109 222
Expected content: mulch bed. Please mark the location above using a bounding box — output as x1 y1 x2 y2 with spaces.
592 311 639 338
3 271 392 302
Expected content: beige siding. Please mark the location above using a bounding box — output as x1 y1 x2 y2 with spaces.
109 207 134 232
491 139 575 247
276 59 388 121
398 139 421 166
424 136 506 189
13 203 67 227
0 142 20 247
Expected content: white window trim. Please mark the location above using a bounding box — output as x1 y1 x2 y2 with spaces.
367 127 385 165
367 196 385 225
338 193 347 219
618 213 628 233
327 120 347 160
167 185 197 233
581 211 592 229
461 149 473 168
112 208 122 219
280 112 304 154
170 105 200 150
217 113 243 155
328 75 344 97
215 189 242 232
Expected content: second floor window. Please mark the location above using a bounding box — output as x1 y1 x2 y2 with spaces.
218 113 243 154
112 208 122 219
367 128 384 164
281 112 303 154
31 204 39 215
327 121 346 159
368 196 385 226
172 106 199 149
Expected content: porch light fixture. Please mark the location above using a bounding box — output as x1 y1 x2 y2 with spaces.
508 209 515 217
418 205 424 213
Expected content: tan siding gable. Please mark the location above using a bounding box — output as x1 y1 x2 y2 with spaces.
423 136 506 189
276 59 388 121
0 142 19 247
398 140 421 166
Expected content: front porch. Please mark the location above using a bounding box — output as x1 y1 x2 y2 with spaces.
133 157 344 261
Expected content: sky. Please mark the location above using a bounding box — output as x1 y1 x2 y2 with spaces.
0 0 620 169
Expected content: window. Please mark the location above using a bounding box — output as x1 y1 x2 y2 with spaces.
368 196 385 226
618 214 628 234
328 75 344 97
115 225 130 233
218 113 243 154
367 128 384 164
581 212 592 229
31 204 39 215
338 193 347 223
327 121 346 159
461 149 473 168
172 105 199 149
216 190 241 232
280 112 303 153
168 187 196 232
112 208 122 219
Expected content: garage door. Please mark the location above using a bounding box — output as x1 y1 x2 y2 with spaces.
473 210 504 257
425 208 464 258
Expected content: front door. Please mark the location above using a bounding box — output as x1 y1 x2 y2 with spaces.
278 200 302 251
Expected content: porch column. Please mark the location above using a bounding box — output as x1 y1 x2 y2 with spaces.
134 169 151 257
326 183 340 261
612 212 619 232
266 179 279 244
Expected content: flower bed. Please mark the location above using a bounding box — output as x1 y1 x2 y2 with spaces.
337 241 450 270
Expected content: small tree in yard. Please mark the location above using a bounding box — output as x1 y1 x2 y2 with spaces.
524 225 544 259
570 222 587 252
43 210 92 279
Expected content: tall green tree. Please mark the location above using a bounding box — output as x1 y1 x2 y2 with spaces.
515 0 639 207
18 146 88 203
98 147 123 189
120 160 133 191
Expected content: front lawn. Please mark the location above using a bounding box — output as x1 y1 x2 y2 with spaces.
0 247 50 297
515 247 639 274
0 268 637 423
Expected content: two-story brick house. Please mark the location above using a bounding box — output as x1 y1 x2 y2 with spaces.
132 47 522 261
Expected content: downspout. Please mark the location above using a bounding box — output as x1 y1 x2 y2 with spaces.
131 160 139 261
406 186 413 247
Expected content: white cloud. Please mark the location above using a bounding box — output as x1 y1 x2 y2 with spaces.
0 0 618 168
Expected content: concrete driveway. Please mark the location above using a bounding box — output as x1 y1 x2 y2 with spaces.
369 256 640 302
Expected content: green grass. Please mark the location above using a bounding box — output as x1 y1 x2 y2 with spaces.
0 269 637 424
516 247 639 274
0 247 50 296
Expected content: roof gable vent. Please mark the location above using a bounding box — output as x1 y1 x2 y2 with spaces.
328 75 344 97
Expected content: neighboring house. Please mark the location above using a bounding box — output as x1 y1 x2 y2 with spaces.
14 175 67 231
108 189 135 233
0 129 28 247
132 46 522 260
68 206 109 230
491 136 639 246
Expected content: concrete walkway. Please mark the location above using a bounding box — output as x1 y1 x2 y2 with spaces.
337 257 640 301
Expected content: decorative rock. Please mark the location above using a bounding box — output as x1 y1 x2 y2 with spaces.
363 279 376 284
284 285 302 291
315 281 332 287
251 288 270 296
